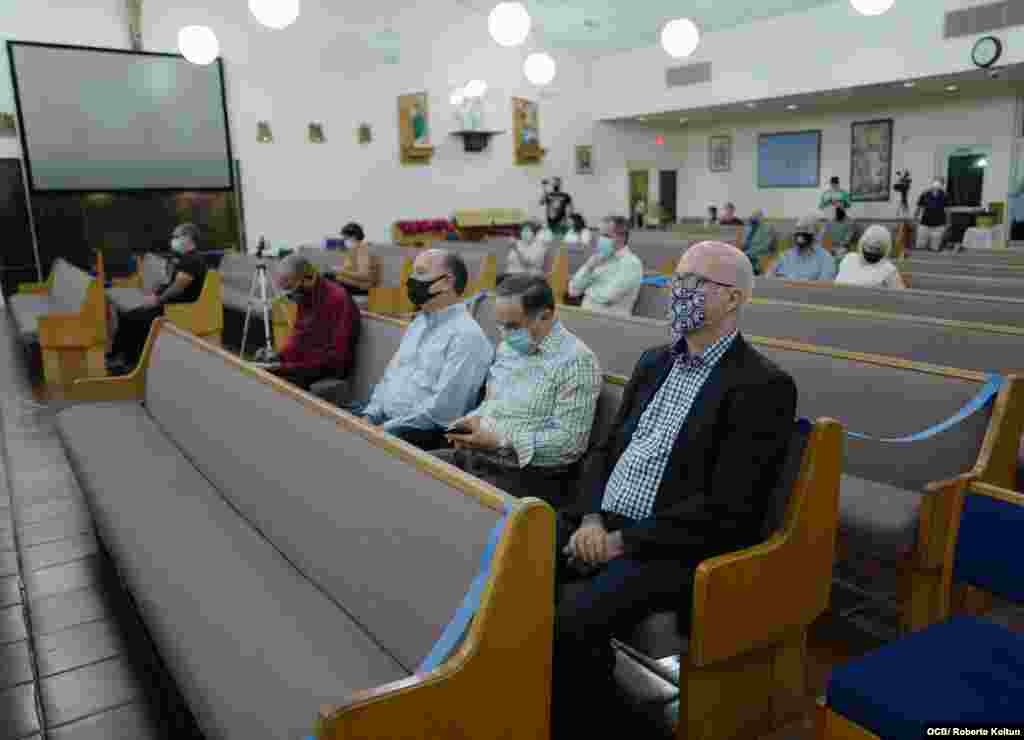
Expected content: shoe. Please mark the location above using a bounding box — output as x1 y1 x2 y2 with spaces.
106 358 133 375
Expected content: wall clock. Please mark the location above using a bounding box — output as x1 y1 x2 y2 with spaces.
971 36 1002 69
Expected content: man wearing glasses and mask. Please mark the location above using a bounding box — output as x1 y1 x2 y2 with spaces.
344 249 493 451
550 241 797 738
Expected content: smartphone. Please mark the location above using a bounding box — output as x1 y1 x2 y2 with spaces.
446 422 472 435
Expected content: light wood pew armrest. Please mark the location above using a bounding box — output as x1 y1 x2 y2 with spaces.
689 418 844 667
61 317 162 402
971 374 1024 490
111 274 143 289
164 271 224 337
18 281 52 295
37 314 102 350
316 498 555 740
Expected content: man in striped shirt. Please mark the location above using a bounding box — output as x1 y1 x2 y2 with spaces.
437 274 602 506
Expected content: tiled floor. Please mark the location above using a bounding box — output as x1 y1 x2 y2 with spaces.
0 315 199 740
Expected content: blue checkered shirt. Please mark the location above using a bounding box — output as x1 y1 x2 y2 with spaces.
601 331 738 521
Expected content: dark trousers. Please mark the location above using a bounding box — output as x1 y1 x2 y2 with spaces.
432 448 576 508
270 366 330 392
111 306 163 364
338 401 450 453
551 512 694 739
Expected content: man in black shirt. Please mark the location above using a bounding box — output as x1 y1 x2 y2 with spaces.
541 177 573 236
915 179 949 252
108 223 208 374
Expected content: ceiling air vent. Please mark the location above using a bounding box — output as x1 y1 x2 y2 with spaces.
945 0 1023 39
666 61 711 88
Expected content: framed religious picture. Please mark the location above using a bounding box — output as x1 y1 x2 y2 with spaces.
709 134 732 172
0 112 18 137
398 91 434 164
307 122 325 143
513 97 545 165
358 123 372 145
575 145 593 175
850 119 893 202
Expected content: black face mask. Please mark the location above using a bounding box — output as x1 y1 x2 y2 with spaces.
407 275 446 306
795 233 813 247
863 251 884 264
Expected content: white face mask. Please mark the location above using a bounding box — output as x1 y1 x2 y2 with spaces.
170 236 188 254
932 181 943 190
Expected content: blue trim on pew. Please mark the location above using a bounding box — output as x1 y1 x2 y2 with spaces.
417 503 513 674
642 275 671 287
847 373 1004 443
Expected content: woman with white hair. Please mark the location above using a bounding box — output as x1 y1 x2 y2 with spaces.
835 224 906 289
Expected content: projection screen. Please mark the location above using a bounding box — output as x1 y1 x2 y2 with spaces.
7 42 233 192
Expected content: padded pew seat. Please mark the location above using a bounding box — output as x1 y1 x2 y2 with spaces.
838 475 922 581
105 287 149 313
9 259 93 344
826 616 1024 738
57 401 407 739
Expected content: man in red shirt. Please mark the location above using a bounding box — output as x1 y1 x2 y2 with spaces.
267 254 360 391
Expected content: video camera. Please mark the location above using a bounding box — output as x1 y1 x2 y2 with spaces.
894 169 912 195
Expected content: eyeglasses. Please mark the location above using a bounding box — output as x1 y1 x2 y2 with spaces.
673 272 736 291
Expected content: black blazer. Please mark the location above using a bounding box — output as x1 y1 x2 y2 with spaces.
575 334 797 567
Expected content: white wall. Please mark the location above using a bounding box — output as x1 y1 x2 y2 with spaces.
590 0 1024 121
664 94 1017 221
142 1 625 246
0 0 132 158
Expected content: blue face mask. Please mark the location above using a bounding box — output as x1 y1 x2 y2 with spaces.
597 236 615 259
521 227 534 242
503 327 533 355
170 236 188 254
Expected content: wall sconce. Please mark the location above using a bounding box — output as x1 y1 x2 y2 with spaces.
308 122 325 143
257 121 274 143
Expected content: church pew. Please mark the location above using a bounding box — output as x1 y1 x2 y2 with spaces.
348 310 844 740
534 303 1023 633
752 278 1024 329
632 285 1024 375
899 257 1024 278
899 270 1024 298
9 257 107 388
904 248 1024 267
60 319 555 739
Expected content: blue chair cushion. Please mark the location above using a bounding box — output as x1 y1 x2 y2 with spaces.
954 491 1024 604
827 616 1024 738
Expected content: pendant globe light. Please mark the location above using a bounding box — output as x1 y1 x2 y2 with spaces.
463 79 488 99
488 2 531 47
249 0 300 30
178 25 220 65
523 52 556 86
660 18 700 59
850 0 895 15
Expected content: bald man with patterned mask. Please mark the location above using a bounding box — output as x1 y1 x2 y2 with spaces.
551 241 798 738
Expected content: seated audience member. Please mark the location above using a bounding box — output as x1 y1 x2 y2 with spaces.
741 209 776 275
825 206 856 257
835 225 906 289
334 222 379 296
768 215 837 281
107 223 207 374
506 221 549 276
346 249 494 450
718 202 744 226
551 240 797 738
704 205 718 227
563 213 593 245
567 216 644 316
263 254 360 391
436 275 602 504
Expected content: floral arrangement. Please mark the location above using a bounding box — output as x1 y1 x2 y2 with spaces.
396 219 453 235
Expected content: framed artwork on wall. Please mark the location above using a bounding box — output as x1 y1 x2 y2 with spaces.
513 97 545 165
575 145 593 174
757 130 821 188
307 122 325 143
398 91 434 164
850 118 893 202
709 134 732 172
358 123 372 145
0 112 15 137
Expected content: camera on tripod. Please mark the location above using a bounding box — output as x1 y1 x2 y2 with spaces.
894 169 912 195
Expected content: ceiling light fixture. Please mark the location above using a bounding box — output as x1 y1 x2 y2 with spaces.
786 104 799 110
903 81 916 88
679 117 689 124
523 52 556 86
661 18 700 59
488 2 531 47
850 0 895 16
463 79 488 98
249 0 300 29
946 84 959 92
178 25 220 65
746 102 757 108
450 88 466 106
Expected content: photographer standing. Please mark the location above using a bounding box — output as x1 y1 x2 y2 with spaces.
541 177 573 237
915 178 948 252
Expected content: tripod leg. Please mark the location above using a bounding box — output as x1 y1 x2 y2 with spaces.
259 270 275 356
241 268 260 356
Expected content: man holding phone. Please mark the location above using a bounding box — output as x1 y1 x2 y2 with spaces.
434 274 601 505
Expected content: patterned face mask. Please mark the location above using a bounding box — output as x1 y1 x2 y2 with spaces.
668 275 707 345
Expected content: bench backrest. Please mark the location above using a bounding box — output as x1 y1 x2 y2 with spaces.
906 250 1024 267
144 325 506 671
297 246 348 275
752 278 1024 328
634 285 671 320
348 313 407 404
901 271 1024 299
50 258 91 313
900 259 1024 279
555 305 994 493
